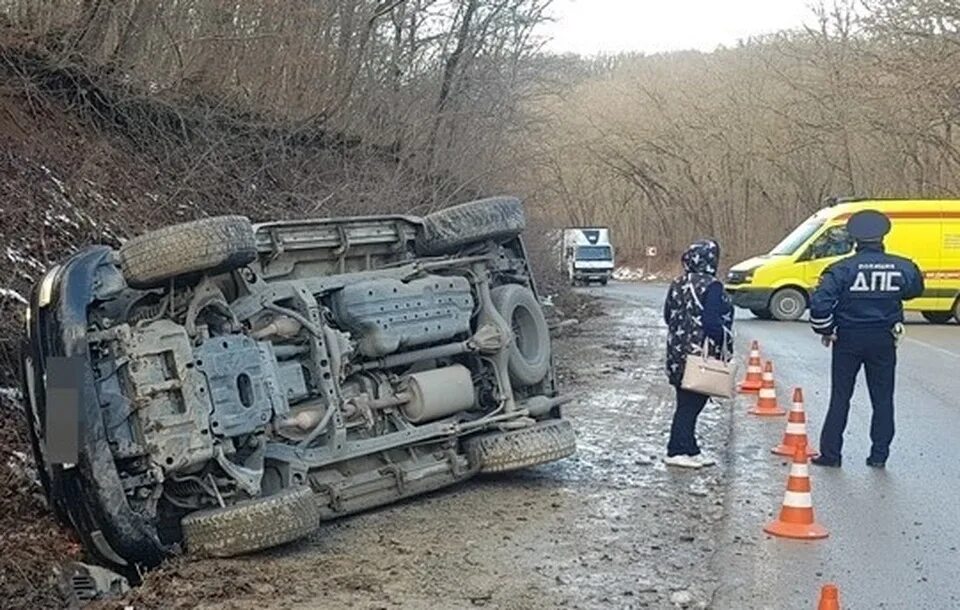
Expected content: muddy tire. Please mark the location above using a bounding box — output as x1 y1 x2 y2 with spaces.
418 197 525 255
119 216 257 288
464 418 576 473
490 284 551 387
181 487 319 558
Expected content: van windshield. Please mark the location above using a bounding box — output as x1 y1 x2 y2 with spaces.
769 219 825 256
576 245 613 261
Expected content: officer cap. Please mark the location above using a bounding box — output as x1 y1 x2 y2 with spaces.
846 209 891 241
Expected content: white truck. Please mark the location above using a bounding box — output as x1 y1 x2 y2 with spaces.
561 227 615 286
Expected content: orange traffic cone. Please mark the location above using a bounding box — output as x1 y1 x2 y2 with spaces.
764 442 828 540
772 388 818 457
748 361 786 416
817 584 840 610
738 340 763 394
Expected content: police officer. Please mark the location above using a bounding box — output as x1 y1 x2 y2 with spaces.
808 210 924 468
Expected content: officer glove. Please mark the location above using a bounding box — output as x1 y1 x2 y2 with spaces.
892 322 905 347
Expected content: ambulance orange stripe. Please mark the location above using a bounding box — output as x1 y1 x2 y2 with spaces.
833 211 960 221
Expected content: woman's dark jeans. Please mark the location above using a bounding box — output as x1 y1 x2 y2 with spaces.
667 386 709 457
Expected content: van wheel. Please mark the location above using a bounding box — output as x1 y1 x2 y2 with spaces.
119 216 256 288
490 284 552 387
182 487 319 558
417 197 525 255
770 288 806 321
464 419 576 473
922 311 954 324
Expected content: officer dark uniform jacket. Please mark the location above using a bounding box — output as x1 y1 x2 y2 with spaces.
808 210 924 467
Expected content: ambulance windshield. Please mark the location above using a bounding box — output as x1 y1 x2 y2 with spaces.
770 219 825 256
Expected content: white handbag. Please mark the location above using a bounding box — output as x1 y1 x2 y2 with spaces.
680 336 736 399
677 281 736 398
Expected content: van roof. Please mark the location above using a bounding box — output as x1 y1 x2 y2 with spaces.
815 198 960 222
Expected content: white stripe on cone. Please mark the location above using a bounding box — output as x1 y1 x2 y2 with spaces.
759 389 776 399
762 373 773 381
791 402 804 412
785 423 807 434
789 463 810 478
748 366 761 373
782 491 813 508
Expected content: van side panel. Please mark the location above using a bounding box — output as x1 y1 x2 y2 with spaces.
937 207 960 313
883 211 943 312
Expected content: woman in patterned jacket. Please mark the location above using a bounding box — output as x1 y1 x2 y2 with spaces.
662 239 734 468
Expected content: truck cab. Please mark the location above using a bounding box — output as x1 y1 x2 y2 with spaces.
563 227 615 285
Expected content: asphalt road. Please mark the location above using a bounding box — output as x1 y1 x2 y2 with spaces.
585 282 960 610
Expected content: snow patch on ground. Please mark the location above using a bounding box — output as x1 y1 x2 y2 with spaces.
0 387 23 401
6 247 45 271
613 266 645 281
613 266 671 282
40 164 68 195
0 387 24 415
0 288 28 305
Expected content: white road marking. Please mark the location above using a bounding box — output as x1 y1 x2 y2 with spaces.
904 337 960 359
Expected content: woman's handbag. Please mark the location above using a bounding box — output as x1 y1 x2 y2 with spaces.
680 336 736 399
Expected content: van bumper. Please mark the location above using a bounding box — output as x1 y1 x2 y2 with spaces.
23 247 169 568
573 269 612 282
725 286 773 311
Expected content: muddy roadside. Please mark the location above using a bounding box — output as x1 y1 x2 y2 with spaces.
1 296 733 610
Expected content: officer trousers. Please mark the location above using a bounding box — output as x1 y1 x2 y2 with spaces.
820 329 897 463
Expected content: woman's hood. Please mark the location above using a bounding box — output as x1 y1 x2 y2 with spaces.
681 240 720 276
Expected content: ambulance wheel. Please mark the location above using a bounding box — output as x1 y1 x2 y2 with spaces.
769 288 806 321
922 311 954 324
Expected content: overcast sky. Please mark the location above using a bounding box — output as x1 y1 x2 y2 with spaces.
542 0 817 56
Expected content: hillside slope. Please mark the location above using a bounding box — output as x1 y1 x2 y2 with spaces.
0 47 458 385
0 47 492 608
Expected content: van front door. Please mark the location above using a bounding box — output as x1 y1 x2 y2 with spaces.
800 225 855 287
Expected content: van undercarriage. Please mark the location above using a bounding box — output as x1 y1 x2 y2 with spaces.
20 197 576 568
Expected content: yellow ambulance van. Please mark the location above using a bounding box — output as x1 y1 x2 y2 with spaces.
725 198 960 322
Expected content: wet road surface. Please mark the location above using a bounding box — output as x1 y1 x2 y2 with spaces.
592 282 960 610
